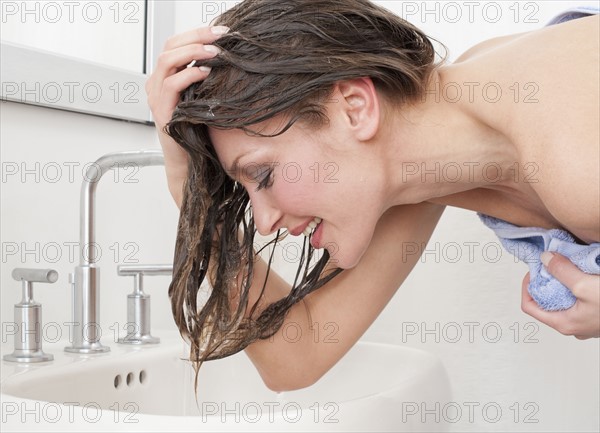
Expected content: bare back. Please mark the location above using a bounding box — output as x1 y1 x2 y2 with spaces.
440 15 599 243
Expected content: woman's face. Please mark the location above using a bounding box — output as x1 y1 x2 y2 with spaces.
209 107 386 269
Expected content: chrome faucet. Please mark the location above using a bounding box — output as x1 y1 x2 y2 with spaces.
65 150 165 354
4 268 58 363
117 263 173 345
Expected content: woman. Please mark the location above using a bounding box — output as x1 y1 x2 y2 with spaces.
146 0 599 391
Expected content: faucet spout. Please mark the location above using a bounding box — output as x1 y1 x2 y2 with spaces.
65 150 165 354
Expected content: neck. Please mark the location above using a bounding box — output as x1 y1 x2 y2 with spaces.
381 67 519 209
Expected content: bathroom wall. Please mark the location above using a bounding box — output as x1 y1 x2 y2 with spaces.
1 102 181 340
1 1 598 432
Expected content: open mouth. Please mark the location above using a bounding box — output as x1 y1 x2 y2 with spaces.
303 216 322 236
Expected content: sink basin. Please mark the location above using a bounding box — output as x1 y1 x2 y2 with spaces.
1 331 451 431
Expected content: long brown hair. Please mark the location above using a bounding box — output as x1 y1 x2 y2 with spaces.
166 0 446 388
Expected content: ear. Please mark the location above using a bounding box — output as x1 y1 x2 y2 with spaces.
337 77 380 141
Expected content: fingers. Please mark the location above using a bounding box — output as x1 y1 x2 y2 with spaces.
522 255 600 339
541 252 597 299
163 26 229 51
521 273 599 338
157 44 220 76
146 25 229 100
148 44 219 100
520 272 574 334
521 271 544 320
152 66 212 124
521 271 530 290
146 26 225 126
162 66 212 96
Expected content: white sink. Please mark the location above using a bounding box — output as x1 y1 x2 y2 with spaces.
1 331 451 432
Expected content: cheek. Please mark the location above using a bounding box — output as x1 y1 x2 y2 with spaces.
273 169 317 208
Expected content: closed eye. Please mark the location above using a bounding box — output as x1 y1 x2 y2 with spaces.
255 166 274 191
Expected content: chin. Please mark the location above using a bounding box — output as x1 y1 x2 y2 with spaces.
327 222 377 270
327 241 368 270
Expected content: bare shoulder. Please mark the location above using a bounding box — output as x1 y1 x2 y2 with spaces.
514 15 599 241
454 30 530 63
456 15 599 241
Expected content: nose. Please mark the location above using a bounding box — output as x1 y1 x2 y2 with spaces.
250 192 283 236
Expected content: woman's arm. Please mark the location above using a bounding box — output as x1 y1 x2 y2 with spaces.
245 202 445 391
145 26 228 207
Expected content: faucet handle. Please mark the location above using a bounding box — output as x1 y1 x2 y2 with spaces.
116 264 173 345
11 268 58 306
12 268 59 284
117 264 173 278
4 268 58 363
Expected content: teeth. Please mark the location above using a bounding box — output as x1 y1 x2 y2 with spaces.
303 217 322 236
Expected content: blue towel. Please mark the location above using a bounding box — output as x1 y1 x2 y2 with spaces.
546 5 600 25
478 214 600 311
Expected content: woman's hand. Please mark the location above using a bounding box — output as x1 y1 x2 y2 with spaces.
521 252 600 339
145 26 228 207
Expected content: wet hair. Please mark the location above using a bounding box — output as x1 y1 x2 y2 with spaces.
166 0 447 389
